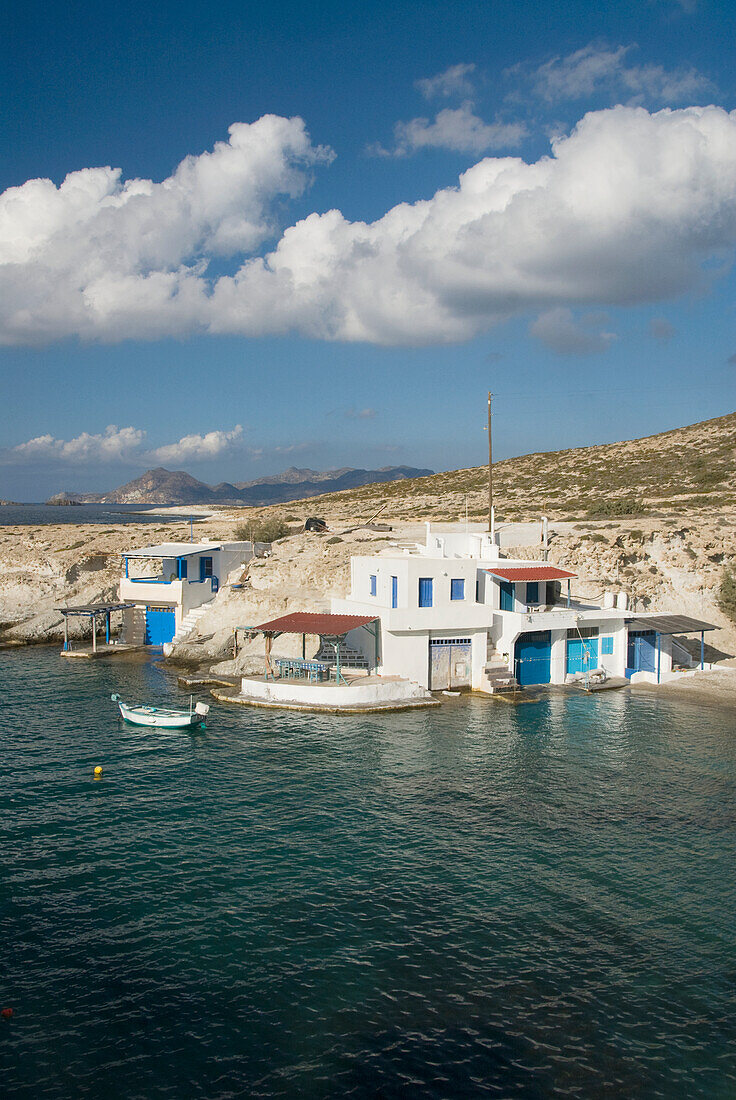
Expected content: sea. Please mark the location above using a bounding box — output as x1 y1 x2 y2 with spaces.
0 504 208 527
1 646 735 1099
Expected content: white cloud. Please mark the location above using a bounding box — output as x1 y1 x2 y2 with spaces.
530 308 616 355
146 426 243 464
519 43 712 105
2 106 736 347
344 407 377 419
0 115 332 344
12 425 146 463
378 102 527 157
415 63 476 100
5 424 244 466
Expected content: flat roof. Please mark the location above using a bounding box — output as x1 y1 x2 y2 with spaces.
122 542 222 558
626 614 718 635
485 565 577 581
253 612 378 636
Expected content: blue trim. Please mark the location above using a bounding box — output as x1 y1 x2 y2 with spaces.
450 578 465 601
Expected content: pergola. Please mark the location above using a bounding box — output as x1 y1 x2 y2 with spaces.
56 602 133 653
625 613 718 678
241 612 379 685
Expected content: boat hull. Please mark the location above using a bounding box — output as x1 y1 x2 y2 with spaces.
117 702 206 729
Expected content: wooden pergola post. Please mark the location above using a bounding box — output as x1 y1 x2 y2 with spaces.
63 616 69 652
91 612 97 653
264 633 274 679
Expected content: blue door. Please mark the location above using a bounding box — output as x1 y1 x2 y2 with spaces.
566 636 599 675
500 580 515 611
626 630 657 676
145 606 175 645
391 576 398 608
515 631 551 686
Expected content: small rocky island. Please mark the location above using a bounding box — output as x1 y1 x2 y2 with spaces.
45 493 83 506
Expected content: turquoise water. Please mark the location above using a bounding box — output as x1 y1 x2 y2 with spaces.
1 648 735 1098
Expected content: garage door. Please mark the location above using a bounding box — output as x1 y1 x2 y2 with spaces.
514 631 551 686
566 634 599 675
626 630 657 676
429 637 471 690
145 606 175 645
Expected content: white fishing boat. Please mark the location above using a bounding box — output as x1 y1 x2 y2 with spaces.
111 693 209 729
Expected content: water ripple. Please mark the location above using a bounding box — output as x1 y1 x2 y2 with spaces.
1 647 735 1098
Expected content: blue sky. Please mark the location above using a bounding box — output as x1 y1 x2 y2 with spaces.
1 0 735 499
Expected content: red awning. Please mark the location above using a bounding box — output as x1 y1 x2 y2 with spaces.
253 612 378 636
486 566 577 582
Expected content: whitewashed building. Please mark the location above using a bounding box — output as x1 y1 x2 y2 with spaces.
119 540 257 645
331 525 714 691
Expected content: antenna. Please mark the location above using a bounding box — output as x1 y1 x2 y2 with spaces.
487 391 493 533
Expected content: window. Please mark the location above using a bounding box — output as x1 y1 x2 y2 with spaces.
200 556 213 580
418 577 433 607
369 574 377 597
526 581 539 604
601 636 614 655
391 576 398 609
450 578 465 601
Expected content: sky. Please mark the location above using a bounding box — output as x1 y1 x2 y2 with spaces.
1 0 735 500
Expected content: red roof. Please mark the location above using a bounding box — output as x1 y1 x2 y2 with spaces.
254 612 378 636
486 565 577 581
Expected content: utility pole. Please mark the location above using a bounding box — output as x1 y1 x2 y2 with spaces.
487 391 493 533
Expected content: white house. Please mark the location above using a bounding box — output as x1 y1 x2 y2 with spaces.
331 524 714 692
119 540 257 645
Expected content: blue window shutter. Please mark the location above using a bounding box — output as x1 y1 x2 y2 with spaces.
526 582 539 604
500 581 515 611
601 636 614 655
450 578 464 600
418 577 433 607
369 574 377 597
391 576 398 608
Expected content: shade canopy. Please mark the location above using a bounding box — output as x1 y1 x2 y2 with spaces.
253 612 378 637
485 565 577 582
626 614 718 635
56 602 132 616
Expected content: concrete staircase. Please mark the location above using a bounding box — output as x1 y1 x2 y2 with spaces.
484 648 519 694
170 599 216 647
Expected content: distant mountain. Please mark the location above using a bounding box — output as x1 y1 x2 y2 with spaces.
59 464 435 506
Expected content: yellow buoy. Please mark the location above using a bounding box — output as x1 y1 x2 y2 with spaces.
94 765 103 779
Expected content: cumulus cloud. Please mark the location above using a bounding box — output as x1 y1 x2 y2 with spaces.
146 426 243 464
2 106 736 347
0 115 332 345
4 424 244 465
530 308 616 355
377 102 527 157
518 43 712 105
415 63 477 100
12 425 146 463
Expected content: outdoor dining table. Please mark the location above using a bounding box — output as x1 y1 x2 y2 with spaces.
274 657 330 682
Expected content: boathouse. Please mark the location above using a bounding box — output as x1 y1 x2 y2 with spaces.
331 524 718 692
118 540 257 646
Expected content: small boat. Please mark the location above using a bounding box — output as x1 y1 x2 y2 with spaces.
111 693 209 729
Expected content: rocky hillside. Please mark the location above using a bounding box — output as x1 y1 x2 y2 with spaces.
258 411 736 524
